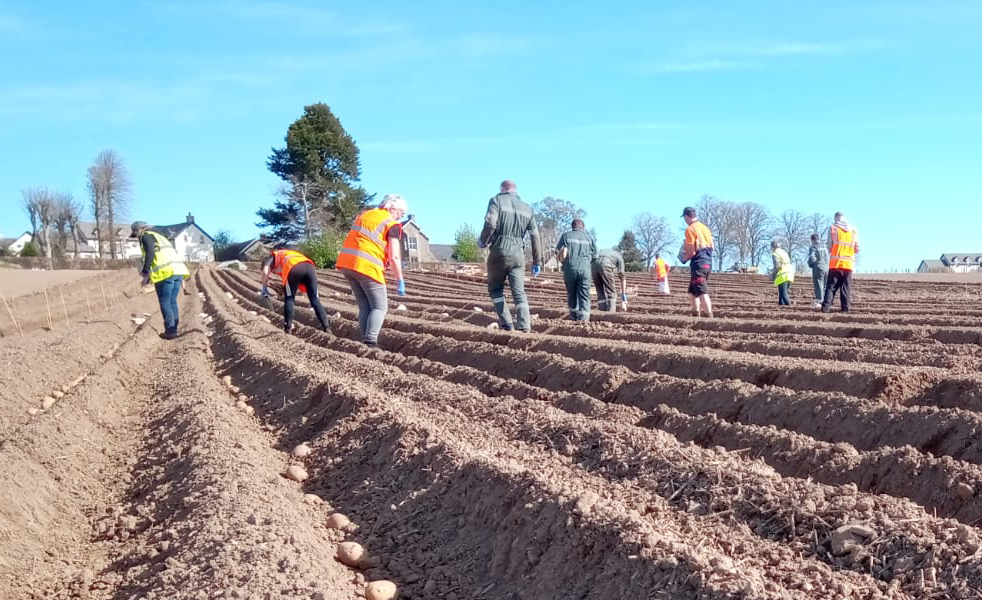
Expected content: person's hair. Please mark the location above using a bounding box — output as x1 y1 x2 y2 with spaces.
771 240 780 249
655 252 660 259
810 233 819 242
500 180 516 192
571 218 585 230
834 211 844 220
379 194 407 211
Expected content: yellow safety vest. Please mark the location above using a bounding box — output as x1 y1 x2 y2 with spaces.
772 248 795 286
336 208 399 284
829 225 857 271
142 231 190 284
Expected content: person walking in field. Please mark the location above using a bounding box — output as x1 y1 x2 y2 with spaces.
337 194 408 348
478 180 542 332
806 233 829 308
593 246 628 312
821 211 859 313
556 218 597 321
261 245 331 334
770 240 795 306
651 252 670 295
131 221 190 340
678 206 714 318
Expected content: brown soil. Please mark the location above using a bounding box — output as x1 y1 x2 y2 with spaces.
1 265 981 600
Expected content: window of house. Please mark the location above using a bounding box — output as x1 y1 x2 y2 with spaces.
407 236 418 251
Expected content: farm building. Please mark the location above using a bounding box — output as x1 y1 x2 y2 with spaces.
215 239 267 262
917 253 982 273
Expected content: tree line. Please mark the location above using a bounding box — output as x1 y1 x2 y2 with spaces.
18 150 133 268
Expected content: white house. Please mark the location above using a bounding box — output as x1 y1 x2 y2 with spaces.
916 253 982 273
151 214 215 263
1 232 33 255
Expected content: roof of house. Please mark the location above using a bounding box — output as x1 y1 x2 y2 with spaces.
940 253 982 265
151 221 214 242
428 243 456 262
919 259 947 269
402 219 430 240
215 239 265 262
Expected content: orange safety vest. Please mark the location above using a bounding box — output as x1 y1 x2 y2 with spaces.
270 249 314 293
336 208 400 284
653 258 668 280
829 224 857 271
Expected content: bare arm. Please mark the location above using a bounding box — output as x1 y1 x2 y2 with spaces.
387 241 404 281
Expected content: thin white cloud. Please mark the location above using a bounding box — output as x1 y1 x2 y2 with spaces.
715 39 892 57
630 59 759 74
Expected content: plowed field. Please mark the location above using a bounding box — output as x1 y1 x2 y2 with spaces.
2 266 982 600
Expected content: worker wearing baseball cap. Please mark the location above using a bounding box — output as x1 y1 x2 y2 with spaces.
678 206 714 317
131 221 190 339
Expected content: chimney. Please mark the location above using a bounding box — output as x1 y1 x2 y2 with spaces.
186 213 195 225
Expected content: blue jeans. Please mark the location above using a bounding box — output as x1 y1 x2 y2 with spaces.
154 274 184 333
777 282 791 305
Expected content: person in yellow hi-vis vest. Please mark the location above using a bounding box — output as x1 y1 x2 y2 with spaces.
821 211 859 313
770 240 795 306
131 221 190 339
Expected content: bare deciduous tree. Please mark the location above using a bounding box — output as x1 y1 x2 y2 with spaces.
807 212 832 245
774 209 810 264
732 201 773 268
52 192 83 260
695 194 738 270
22 187 55 269
87 150 132 259
631 212 675 268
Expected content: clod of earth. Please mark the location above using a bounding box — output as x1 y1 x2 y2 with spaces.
955 482 975 500
336 541 367 569
326 513 351 530
364 580 398 600
52 390 64 399
237 394 248 402
27 407 40 416
221 375 232 386
303 493 323 505
830 524 875 555
284 465 308 482
292 443 312 458
41 396 56 410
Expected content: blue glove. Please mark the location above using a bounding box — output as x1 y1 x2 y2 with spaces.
621 293 628 302
261 285 269 298
532 264 540 277
397 279 406 296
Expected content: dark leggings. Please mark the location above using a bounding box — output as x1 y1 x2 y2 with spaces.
284 262 330 331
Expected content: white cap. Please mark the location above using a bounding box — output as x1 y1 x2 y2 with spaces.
379 193 407 212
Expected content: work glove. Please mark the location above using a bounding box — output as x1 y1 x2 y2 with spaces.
532 264 540 277
397 279 406 296
621 293 628 311
261 285 269 298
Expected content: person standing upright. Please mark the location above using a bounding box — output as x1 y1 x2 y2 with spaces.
806 233 829 308
678 206 714 317
260 245 331 334
822 212 859 313
131 221 190 340
556 218 597 321
651 252 670 295
770 240 795 306
478 180 542 332
593 246 627 312
337 194 408 348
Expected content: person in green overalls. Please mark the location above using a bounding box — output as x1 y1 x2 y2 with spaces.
556 218 597 322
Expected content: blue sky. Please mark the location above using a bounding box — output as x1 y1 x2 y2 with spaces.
1 0 980 271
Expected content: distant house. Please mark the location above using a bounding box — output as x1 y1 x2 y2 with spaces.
428 244 456 263
216 239 267 262
0 232 33 255
916 253 982 273
151 214 215 263
74 221 141 259
917 259 948 273
401 219 440 264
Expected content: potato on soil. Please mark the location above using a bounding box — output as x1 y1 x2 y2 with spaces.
336 541 367 568
221 375 232 386
41 396 56 410
364 580 398 600
284 465 309 482
292 443 313 458
52 390 65 399
303 493 323 505
229 385 241 394
326 513 351 530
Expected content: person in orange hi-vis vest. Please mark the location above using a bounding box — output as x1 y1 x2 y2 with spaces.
261 245 331 334
821 211 859 313
337 194 407 348
678 206 714 317
650 252 670 295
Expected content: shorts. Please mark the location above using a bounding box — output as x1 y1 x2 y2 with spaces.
688 261 711 297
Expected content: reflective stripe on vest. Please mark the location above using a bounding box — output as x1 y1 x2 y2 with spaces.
143 231 190 284
336 208 397 284
829 226 857 271
773 248 794 286
272 250 314 293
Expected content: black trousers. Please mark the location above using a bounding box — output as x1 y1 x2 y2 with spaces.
822 268 852 311
284 262 330 331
